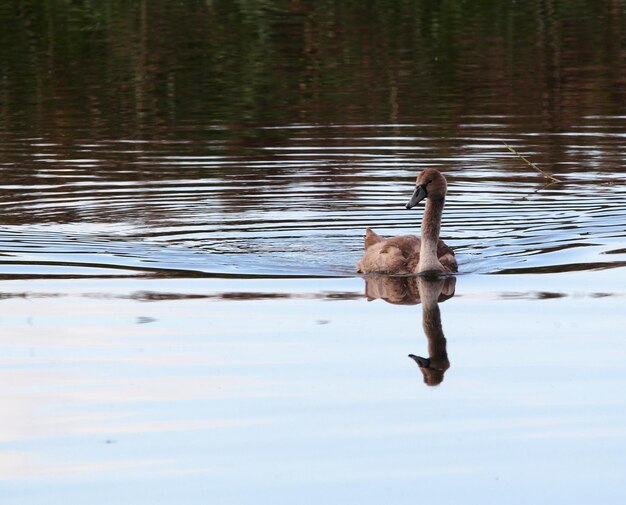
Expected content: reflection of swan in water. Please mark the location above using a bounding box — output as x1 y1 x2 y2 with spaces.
364 275 455 305
408 277 453 386
364 275 455 386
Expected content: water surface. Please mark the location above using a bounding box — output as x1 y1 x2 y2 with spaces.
2 272 626 504
1 1 626 503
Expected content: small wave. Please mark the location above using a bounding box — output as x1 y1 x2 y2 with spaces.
1 128 625 278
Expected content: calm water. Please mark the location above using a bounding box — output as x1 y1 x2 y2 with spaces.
1 1 626 503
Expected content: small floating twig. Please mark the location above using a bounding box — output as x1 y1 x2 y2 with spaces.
520 180 560 200
503 142 562 183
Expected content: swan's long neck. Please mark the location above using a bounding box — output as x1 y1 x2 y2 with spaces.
418 196 445 273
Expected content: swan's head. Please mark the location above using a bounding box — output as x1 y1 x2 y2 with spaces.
405 169 448 209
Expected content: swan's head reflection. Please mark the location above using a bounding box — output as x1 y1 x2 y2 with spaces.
408 353 449 386
364 275 455 386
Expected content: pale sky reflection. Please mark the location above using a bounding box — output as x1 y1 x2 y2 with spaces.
0 451 174 481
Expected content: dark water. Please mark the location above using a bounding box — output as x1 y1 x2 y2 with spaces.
1 1 626 504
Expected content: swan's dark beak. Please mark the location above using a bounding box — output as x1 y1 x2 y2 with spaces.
405 185 427 209
408 354 430 368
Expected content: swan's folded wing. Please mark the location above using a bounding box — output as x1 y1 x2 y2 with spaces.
357 235 421 274
437 240 458 272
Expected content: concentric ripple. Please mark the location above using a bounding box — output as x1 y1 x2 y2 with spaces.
0 121 625 278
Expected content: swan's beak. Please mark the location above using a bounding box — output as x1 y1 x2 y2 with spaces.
405 185 427 209
408 354 430 368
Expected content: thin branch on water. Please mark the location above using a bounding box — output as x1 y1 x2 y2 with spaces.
519 180 560 200
503 142 563 183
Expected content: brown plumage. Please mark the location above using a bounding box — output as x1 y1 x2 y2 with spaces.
356 169 457 275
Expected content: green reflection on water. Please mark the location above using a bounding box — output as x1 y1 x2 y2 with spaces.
0 0 623 135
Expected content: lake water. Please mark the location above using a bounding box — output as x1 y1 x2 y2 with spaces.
1 1 626 503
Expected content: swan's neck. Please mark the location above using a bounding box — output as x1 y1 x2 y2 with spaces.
418 196 444 273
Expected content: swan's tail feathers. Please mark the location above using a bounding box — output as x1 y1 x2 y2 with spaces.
364 228 384 250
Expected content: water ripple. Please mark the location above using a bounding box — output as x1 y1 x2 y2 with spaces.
1 125 625 278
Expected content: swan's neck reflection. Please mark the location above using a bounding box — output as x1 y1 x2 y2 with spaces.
364 275 455 386
409 277 451 386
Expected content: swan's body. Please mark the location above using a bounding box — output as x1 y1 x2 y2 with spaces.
356 169 457 275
